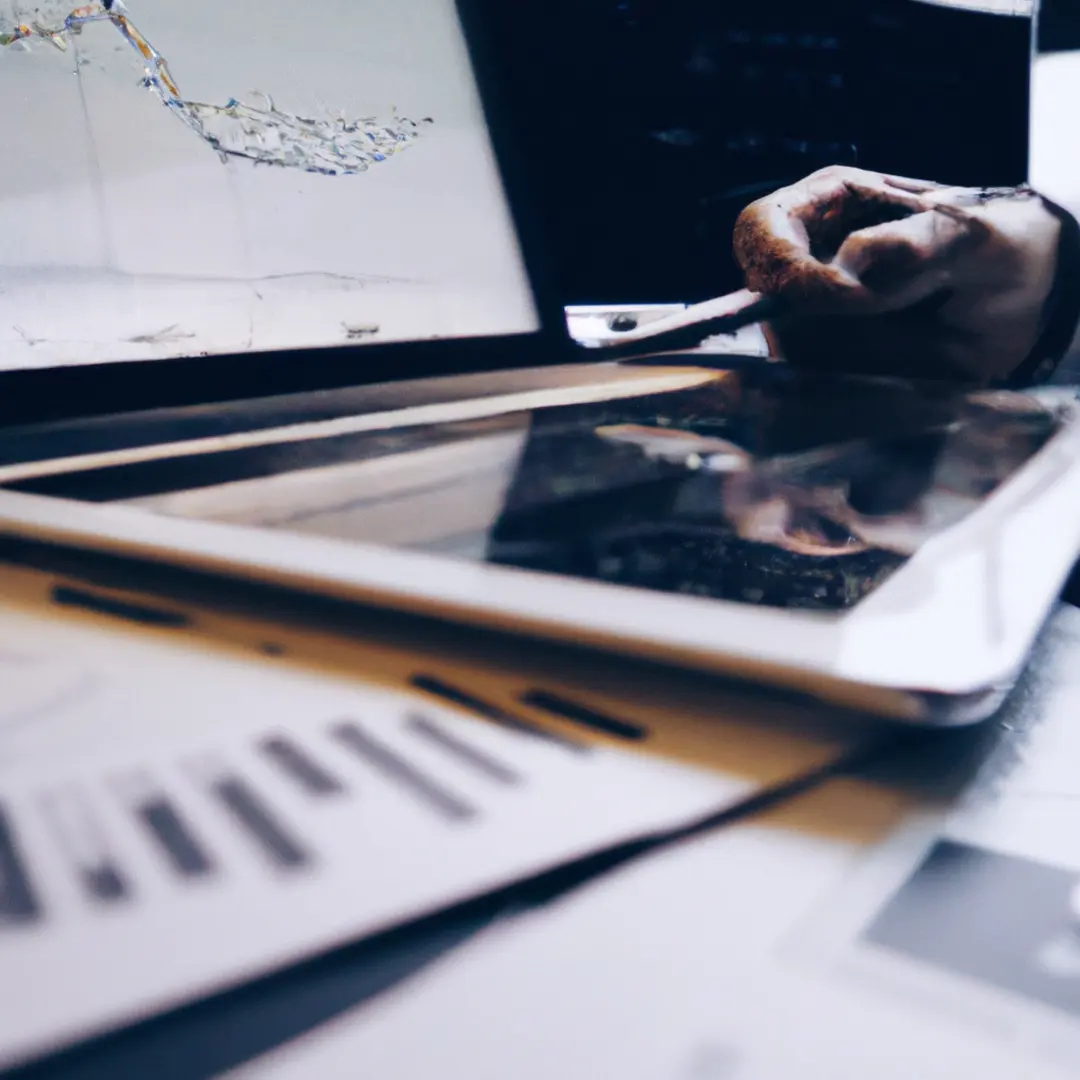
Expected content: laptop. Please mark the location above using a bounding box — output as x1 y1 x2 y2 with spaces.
0 0 1075 725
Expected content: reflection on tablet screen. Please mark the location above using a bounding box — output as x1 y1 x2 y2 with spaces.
484 376 1060 610
17 373 1063 612
0 0 538 369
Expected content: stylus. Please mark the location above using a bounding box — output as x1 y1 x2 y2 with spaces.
586 291 783 363
588 187 1003 364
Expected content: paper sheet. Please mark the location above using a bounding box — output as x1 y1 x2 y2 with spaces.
780 605 1080 1070
225 614 1080 1080
0 559 870 1071
222 768 1039 1080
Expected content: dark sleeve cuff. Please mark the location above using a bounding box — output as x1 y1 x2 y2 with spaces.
1007 193 1080 387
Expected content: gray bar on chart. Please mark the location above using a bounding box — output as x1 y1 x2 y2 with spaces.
137 797 217 878
408 674 586 752
211 776 312 870
331 721 478 822
0 802 43 925
405 714 523 786
258 736 346 797
81 865 130 903
40 791 133 905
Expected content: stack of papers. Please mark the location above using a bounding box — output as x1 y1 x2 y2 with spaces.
0 558 875 1071
224 606 1080 1080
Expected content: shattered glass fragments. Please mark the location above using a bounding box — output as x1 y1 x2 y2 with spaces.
0 1 431 174
177 95 431 176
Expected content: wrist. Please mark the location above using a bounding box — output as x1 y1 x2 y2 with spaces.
1007 192 1080 386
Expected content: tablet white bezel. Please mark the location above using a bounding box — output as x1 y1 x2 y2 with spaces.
0 388 1077 725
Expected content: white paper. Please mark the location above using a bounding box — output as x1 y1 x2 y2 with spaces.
0 565 864 1071
226 774 1069 1080
222 607 1080 1080
783 604 1080 1074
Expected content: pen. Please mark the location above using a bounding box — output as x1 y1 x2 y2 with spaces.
590 292 783 364
594 192 994 367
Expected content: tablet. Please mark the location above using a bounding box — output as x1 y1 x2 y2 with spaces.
0 367 1077 725
0 0 1060 724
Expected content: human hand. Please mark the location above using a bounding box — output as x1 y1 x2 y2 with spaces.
733 166 1079 386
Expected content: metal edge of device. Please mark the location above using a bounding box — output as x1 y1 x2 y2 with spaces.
910 0 1035 15
0 482 1048 729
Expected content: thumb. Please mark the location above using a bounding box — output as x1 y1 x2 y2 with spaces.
833 208 975 312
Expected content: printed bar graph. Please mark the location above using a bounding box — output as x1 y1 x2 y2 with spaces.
258 736 346 798
332 721 478 822
209 775 313 871
405 714 523 786
0 802 43 925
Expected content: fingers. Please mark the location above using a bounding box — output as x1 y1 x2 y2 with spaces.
734 166 938 312
765 209 984 378
731 168 1061 385
833 208 976 309
784 167 929 230
881 173 948 195
733 196 863 309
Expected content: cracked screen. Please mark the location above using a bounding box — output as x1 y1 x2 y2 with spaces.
0 0 539 370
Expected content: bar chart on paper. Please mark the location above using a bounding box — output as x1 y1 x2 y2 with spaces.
0 705 582 933
0 562 866 1073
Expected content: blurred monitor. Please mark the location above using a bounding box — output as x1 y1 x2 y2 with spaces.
476 0 1036 303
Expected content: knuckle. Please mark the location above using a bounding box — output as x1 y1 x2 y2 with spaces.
805 164 867 186
805 165 846 182
732 205 772 262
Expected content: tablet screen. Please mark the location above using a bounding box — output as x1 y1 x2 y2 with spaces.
0 0 539 371
7 373 1063 613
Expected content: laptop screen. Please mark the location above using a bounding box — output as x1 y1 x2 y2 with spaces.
474 0 1034 305
0 0 541 373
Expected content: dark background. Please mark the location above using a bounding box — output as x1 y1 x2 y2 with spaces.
1041 0 1080 52
478 0 1037 305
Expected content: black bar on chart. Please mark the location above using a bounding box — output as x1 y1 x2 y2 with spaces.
258 736 346 798
520 690 649 742
409 674 586 752
405 714 523 786
0 802 43 925
51 585 191 629
136 797 217 878
211 777 312 870
331 721 478 822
